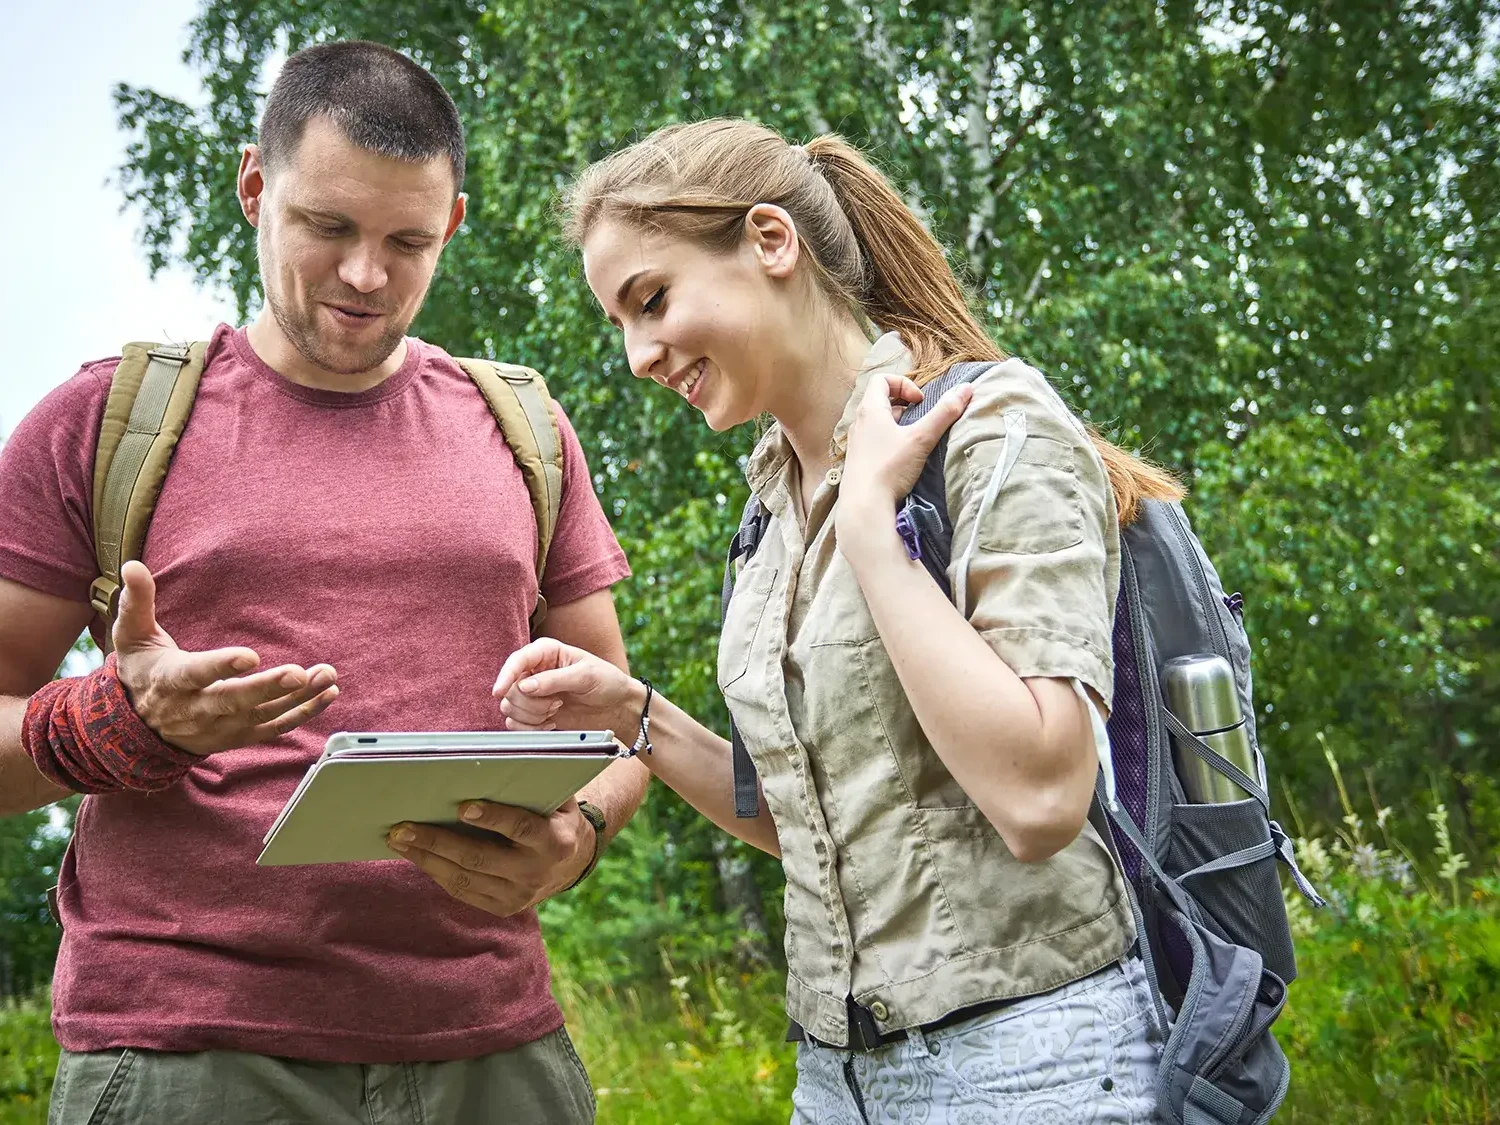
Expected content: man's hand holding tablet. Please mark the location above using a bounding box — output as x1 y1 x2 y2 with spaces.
257 730 624 906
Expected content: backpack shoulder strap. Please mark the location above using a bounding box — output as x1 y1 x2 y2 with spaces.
455 359 565 632
90 341 208 648
896 360 1004 592
722 495 771 819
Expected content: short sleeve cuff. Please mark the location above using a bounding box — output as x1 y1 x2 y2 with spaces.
541 553 631 608
975 626 1114 711
0 545 95 603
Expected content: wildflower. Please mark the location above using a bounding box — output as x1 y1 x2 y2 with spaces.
1295 836 1335 885
1383 855 1415 889
1351 842 1382 880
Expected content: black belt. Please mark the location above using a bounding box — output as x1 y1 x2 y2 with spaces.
787 993 1020 1051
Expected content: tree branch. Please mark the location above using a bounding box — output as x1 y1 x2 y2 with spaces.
1013 254 1049 321
963 0 998 275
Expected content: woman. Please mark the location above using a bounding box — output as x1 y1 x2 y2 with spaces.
496 119 1182 1122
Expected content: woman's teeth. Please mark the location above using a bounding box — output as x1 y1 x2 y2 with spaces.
683 360 705 396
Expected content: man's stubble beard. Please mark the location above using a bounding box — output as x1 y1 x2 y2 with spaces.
258 224 421 377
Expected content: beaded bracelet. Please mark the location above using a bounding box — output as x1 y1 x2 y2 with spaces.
629 678 654 756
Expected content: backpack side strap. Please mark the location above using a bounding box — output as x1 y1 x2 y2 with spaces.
90 342 208 646
455 359 564 632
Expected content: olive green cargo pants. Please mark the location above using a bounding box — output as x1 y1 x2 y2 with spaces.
48 1027 594 1124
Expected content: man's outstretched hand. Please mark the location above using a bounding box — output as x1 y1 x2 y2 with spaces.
112 560 339 754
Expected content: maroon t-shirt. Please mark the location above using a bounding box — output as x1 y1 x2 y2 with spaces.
0 325 631 1063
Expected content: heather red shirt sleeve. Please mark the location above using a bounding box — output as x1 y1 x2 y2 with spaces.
539 402 631 606
0 361 116 603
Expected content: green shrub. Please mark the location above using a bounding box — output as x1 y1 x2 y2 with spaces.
0 993 56 1125
1278 746 1500 1123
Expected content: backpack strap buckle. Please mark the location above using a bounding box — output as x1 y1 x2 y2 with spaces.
88 576 121 622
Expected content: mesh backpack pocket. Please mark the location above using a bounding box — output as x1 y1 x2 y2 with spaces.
1166 798 1297 987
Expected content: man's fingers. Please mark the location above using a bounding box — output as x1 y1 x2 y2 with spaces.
245 669 338 724
390 845 523 918
450 800 555 852
204 663 328 713
387 822 524 879
113 561 163 650
247 684 339 740
167 647 264 693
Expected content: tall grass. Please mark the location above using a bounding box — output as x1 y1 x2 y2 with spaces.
0 995 56 1125
555 959 796 1123
1276 745 1500 1123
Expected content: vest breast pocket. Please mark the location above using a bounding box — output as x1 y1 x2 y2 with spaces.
969 433 1084 555
718 563 779 691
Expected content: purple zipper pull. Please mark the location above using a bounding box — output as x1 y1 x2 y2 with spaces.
895 507 923 562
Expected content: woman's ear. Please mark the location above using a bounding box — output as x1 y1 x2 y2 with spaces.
745 204 800 279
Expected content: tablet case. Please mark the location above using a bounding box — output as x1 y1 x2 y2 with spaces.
257 734 623 866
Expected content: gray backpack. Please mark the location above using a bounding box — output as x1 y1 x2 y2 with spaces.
723 360 1323 1124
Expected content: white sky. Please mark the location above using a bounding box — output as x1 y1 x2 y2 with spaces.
0 0 239 436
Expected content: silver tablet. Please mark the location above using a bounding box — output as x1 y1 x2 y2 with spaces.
256 730 625 866
323 730 620 755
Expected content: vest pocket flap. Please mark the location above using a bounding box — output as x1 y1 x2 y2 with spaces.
718 564 779 690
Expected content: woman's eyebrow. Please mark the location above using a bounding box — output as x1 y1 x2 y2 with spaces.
615 270 649 306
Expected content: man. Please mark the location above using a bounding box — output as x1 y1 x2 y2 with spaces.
0 40 646 1123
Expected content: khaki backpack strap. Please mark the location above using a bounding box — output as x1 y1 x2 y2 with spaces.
455 359 565 632
90 342 208 644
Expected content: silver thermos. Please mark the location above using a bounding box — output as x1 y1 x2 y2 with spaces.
1162 654 1263 804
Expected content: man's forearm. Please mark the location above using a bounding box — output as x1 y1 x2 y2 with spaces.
0 695 73 817
577 756 651 849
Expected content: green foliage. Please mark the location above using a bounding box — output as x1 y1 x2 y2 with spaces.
557 964 795 1124
0 4 1490 1116
1278 755 1500 1123
539 781 773 989
1192 391 1500 830
0 994 57 1124
109 3 1500 870
40 7 1495 1114
0 811 70 1002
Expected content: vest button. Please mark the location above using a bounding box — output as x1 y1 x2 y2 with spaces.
869 1000 889 1021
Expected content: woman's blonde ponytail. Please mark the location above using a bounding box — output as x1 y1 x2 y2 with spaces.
801 136 1002 385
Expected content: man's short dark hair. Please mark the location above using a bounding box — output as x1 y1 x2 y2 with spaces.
259 40 466 192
